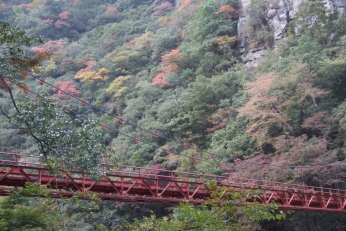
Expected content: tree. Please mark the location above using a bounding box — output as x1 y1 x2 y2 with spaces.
74 62 110 84
0 183 63 231
0 23 105 176
152 49 184 88
52 80 81 100
238 63 328 152
124 184 286 230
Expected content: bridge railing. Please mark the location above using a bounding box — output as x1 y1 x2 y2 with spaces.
0 152 43 167
1 152 346 197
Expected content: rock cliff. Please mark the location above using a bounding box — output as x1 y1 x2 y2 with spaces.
238 0 346 66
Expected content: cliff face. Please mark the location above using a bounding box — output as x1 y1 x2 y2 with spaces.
238 0 346 67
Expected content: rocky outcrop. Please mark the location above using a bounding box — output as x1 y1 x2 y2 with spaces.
238 0 346 67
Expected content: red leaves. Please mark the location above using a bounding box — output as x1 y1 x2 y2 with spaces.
55 20 71 28
52 81 81 100
31 39 67 55
55 11 71 28
75 60 97 76
152 49 183 88
183 143 188 149
42 19 54 25
106 6 119 15
135 138 140 144
58 11 71 20
152 73 167 88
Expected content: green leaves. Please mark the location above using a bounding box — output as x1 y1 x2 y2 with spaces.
0 22 42 79
125 186 285 231
15 93 106 177
0 183 62 231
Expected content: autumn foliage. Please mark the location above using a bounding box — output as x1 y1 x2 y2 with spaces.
58 11 71 20
31 39 67 55
152 49 183 87
74 61 110 83
105 6 119 15
52 81 81 100
151 2 174 16
214 5 239 19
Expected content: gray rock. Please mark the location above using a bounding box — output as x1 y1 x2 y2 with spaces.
238 0 346 67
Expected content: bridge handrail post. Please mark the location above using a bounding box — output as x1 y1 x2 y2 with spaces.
15 154 18 165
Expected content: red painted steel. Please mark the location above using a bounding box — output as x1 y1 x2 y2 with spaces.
0 152 346 214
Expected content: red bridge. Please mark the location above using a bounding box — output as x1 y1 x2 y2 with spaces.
0 152 346 214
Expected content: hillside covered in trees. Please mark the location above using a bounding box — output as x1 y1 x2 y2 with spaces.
1 0 346 230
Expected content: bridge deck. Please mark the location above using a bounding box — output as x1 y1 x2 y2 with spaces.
0 152 345 214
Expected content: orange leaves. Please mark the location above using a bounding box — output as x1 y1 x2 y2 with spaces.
16 82 29 93
214 5 239 19
177 0 205 12
178 0 192 12
152 49 185 87
0 76 12 91
20 70 29 78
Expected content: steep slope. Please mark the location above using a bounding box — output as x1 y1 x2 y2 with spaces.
238 0 346 66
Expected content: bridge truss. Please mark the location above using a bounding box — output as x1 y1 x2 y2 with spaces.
0 152 346 214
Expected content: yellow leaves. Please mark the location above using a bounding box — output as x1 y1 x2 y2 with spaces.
74 68 110 83
215 36 237 50
216 36 237 44
114 87 129 98
24 0 46 10
113 50 141 65
134 31 154 51
106 75 130 98
158 16 170 27
98 67 109 75
45 60 57 73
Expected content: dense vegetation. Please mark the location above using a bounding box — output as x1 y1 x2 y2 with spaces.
1 0 346 230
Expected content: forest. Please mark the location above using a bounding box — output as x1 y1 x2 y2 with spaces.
0 0 346 230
